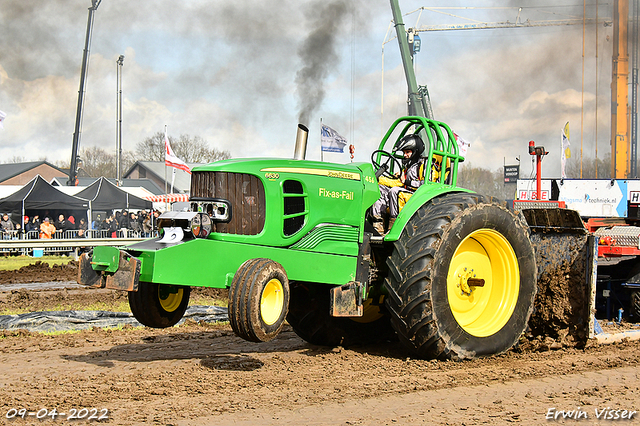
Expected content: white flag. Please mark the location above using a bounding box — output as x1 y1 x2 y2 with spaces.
0 110 6 129
321 124 347 153
561 122 570 178
165 132 191 174
453 132 470 157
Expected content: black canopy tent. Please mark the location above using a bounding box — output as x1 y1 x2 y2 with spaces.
75 177 153 228
75 177 153 212
0 175 89 227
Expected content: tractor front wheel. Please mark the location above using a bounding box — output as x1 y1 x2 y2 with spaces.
128 282 190 328
384 193 537 360
229 258 290 342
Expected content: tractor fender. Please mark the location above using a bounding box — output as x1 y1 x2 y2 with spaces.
383 185 473 242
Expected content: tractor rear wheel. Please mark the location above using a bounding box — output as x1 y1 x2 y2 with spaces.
128 282 190 328
384 192 537 360
229 258 290 342
632 291 640 320
286 283 396 347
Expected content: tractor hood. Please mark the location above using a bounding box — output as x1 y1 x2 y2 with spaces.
186 157 380 249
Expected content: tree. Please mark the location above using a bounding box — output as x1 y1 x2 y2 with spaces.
566 154 612 179
457 163 512 199
59 146 136 178
135 132 231 163
2 156 26 164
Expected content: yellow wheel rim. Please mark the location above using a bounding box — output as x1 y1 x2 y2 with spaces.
261 278 284 326
158 286 183 313
446 229 519 337
351 297 384 324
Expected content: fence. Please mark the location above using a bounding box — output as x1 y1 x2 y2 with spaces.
0 228 151 256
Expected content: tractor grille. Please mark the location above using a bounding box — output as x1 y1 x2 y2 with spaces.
282 180 306 236
191 171 265 235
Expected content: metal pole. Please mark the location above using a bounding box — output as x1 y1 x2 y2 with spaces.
389 0 426 118
68 0 102 186
164 125 168 212
116 55 124 183
632 0 639 177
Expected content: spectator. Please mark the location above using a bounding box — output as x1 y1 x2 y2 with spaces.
152 210 160 234
27 216 41 237
40 217 56 239
92 214 102 230
142 213 152 237
55 214 69 232
77 218 88 238
120 211 130 230
67 215 76 230
1 213 14 231
103 215 118 238
129 212 141 233
1 213 14 239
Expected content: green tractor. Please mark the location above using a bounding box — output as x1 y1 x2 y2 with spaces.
79 115 551 360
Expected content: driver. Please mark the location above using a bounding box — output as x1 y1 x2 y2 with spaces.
371 134 425 235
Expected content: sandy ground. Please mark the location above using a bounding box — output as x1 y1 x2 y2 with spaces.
0 262 639 425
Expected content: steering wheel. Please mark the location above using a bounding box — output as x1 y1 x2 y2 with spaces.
371 149 402 179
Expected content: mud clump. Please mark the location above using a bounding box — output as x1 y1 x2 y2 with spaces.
0 261 78 285
528 233 592 348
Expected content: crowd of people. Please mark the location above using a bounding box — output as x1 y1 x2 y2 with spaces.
0 210 160 239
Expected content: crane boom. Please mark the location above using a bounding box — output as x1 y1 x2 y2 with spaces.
612 0 630 178
68 0 101 186
389 0 430 119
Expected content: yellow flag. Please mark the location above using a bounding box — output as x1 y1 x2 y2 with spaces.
562 122 571 159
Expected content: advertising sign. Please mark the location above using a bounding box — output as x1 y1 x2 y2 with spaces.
504 165 519 183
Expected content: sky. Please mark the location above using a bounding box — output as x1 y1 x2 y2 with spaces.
0 1 619 179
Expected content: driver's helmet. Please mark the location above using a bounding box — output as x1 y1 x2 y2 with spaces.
394 134 424 166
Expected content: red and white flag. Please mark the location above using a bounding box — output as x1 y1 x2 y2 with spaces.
164 132 191 174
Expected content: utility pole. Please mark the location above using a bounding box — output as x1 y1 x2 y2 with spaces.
116 54 124 184
68 0 102 186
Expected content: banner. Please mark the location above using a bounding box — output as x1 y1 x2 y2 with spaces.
453 132 470 157
321 124 347 153
165 132 191 174
0 110 6 129
561 122 571 178
504 165 519 183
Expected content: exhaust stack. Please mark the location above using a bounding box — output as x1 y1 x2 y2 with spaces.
293 124 309 160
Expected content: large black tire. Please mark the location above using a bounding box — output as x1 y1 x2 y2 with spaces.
286 282 396 347
128 282 190 328
229 258 290 343
384 192 537 360
632 291 640 320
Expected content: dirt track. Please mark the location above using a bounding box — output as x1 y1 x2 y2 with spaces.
0 263 639 425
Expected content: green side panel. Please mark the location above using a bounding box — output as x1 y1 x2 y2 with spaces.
133 239 357 288
91 246 121 273
290 224 359 256
384 186 473 242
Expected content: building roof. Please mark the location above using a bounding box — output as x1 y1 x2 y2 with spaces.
123 161 202 194
0 161 66 184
